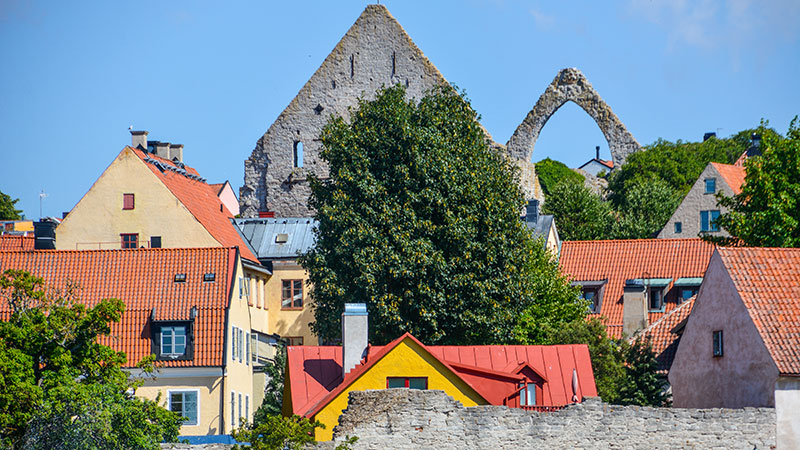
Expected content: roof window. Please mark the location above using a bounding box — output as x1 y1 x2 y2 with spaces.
203 273 216 282
275 233 289 244
174 273 187 283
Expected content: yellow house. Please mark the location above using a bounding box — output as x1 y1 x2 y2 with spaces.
284 305 598 441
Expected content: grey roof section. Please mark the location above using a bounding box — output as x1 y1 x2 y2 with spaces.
233 218 317 260
525 214 556 242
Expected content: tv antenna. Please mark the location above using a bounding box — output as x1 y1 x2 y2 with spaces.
39 189 48 219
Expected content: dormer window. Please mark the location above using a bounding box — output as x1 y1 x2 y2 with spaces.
572 280 606 313
519 382 537 406
642 278 671 311
161 325 186 357
674 277 702 303
152 320 194 361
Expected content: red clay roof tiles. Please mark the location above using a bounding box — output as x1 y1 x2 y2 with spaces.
711 162 746 195
638 296 695 372
0 235 34 251
718 247 800 375
0 247 235 368
559 238 714 338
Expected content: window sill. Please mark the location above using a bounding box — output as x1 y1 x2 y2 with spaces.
281 307 304 311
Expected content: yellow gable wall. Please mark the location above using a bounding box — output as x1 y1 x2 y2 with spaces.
312 338 487 441
266 261 317 345
57 147 220 250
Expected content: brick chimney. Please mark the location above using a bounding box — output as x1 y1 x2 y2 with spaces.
342 303 368 378
130 130 148 150
169 144 184 163
622 279 648 336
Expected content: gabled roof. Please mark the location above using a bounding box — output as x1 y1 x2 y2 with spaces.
234 218 316 261
637 296 695 372
129 147 259 262
579 158 614 170
0 235 34 251
525 214 556 243
718 247 800 375
287 335 596 417
560 238 714 338
0 247 237 368
710 162 746 195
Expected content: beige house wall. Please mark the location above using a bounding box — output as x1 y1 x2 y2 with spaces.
225 259 256 433
776 376 800 449
56 147 220 250
266 260 317 345
546 224 559 255
135 372 224 436
669 253 779 408
658 164 734 239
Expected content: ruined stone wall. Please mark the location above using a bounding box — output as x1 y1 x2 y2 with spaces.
320 389 775 450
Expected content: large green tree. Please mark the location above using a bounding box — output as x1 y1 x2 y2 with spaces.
709 118 800 247
611 178 682 239
0 191 22 220
541 181 614 241
302 84 585 345
0 270 182 449
534 158 584 196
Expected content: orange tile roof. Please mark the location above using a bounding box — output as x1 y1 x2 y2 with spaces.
0 235 34 251
0 247 236 368
559 239 714 338
130 147 259 262
710 162 746 195
718 247 800 375
637 296 695 372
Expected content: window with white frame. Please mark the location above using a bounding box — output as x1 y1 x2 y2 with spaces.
230 392 235 429
169 390 198 426
160 326 187 357
519 382 536 406
231 326 238 361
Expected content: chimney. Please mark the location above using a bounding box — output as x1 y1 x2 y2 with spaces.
525 200 539 224
33 220 57 250
130 130 148 149
342 303 368 378
169 144 184 163
748 133 762 158
154 142 170 160
703 132 716 142
622 279 647 336
595 145 600 160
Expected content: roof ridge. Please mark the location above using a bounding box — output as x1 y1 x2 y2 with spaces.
637 296 696 337
564 238 709 245
0 246 234 255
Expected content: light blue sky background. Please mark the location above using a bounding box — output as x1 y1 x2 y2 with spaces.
1 0 798 219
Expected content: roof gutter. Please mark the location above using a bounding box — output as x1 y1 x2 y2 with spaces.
242 258 272 276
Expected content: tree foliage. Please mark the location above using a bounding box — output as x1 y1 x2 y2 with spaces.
0 269 182 449
232 414 322 450
542 181 614 241
611 178 682 239
616 338 670 407
534 158 584 196
302 84 585 345
708 118 800 247
253 343 287 421
0 191 22 221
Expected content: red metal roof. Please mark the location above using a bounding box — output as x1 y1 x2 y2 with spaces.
130 147 259 263
718 247 800 375
287 333 596 417
559 238 714 338
0 247 236 368
710 162 746 195
0 235 34 251
638 296 695 372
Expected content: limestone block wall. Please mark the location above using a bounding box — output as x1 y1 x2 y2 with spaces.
321 389 775 450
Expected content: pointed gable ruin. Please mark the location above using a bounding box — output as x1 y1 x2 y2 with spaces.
240 5 451 218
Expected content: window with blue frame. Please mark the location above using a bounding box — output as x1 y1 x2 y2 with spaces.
704 178 716 194
680 288 698 302
700 210 721 232
674 222 682 234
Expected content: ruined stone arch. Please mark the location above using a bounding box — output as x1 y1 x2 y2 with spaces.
506 68 641 169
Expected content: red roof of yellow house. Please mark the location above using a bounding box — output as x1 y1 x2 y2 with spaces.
129 147 259 263
0 247 237 368
287 333 597 417
0 235 34 251
710 162 746 195
718 247 800 375
559 238 714 338
637 296 695 372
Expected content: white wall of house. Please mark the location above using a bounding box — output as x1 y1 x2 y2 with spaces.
775 377 800 449
658 164 734 239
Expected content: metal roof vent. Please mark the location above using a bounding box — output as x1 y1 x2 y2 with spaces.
275 233 289 244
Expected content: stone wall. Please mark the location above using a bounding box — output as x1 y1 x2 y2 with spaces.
320 389 775 450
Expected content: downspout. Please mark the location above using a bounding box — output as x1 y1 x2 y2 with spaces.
221 247 240 435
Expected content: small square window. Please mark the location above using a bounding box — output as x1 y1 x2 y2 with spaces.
204 273 216 282
680 288 698 302
121 233 138 249
169 391 198 426
174 273 187 283
713 330 723 357
674 222 682 234
150 236 162 248
648 288 664 311
285 336 304 346
705 178 716 194
123 193 135 210
386 377 428 389
282 280 303 309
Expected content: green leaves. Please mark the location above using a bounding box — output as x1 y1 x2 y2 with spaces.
232 414 323 450
303 84 585 345
0 191 22 221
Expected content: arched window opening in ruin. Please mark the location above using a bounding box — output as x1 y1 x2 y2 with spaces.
294 141 304 168
532 101 611 169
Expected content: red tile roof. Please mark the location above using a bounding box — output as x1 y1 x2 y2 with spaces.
710 162 746 195
287 334 596 417
637 296 695 372
0 247 236 368
0 235 34 251
718 247 800 375
559 239 714 338
598 159 614 169
130 147 259 262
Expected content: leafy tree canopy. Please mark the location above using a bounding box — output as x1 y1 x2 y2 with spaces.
0 191 22 221
611 178 682 239
302 84 585 345
0 269 182 449
542 181 614 241
709 118 800 247
534 158 584 196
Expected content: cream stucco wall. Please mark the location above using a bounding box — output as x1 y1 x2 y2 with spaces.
776 376 800 449
135 372 224 436
56 147 220 250
658 164 735 239
266 260 317 345
669 253 779 408
225 259 257 433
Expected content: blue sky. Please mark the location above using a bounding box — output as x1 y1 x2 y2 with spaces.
1 0 798 219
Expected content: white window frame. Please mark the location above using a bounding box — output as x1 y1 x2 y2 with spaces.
230 391 235 430
167 389 200 426
519 382 536 406
231 326 238 361
160 325 187 357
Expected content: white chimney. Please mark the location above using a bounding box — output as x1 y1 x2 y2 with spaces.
130 130 148 149
342 303 368 378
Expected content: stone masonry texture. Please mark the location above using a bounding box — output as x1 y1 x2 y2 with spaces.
316 389 775 450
